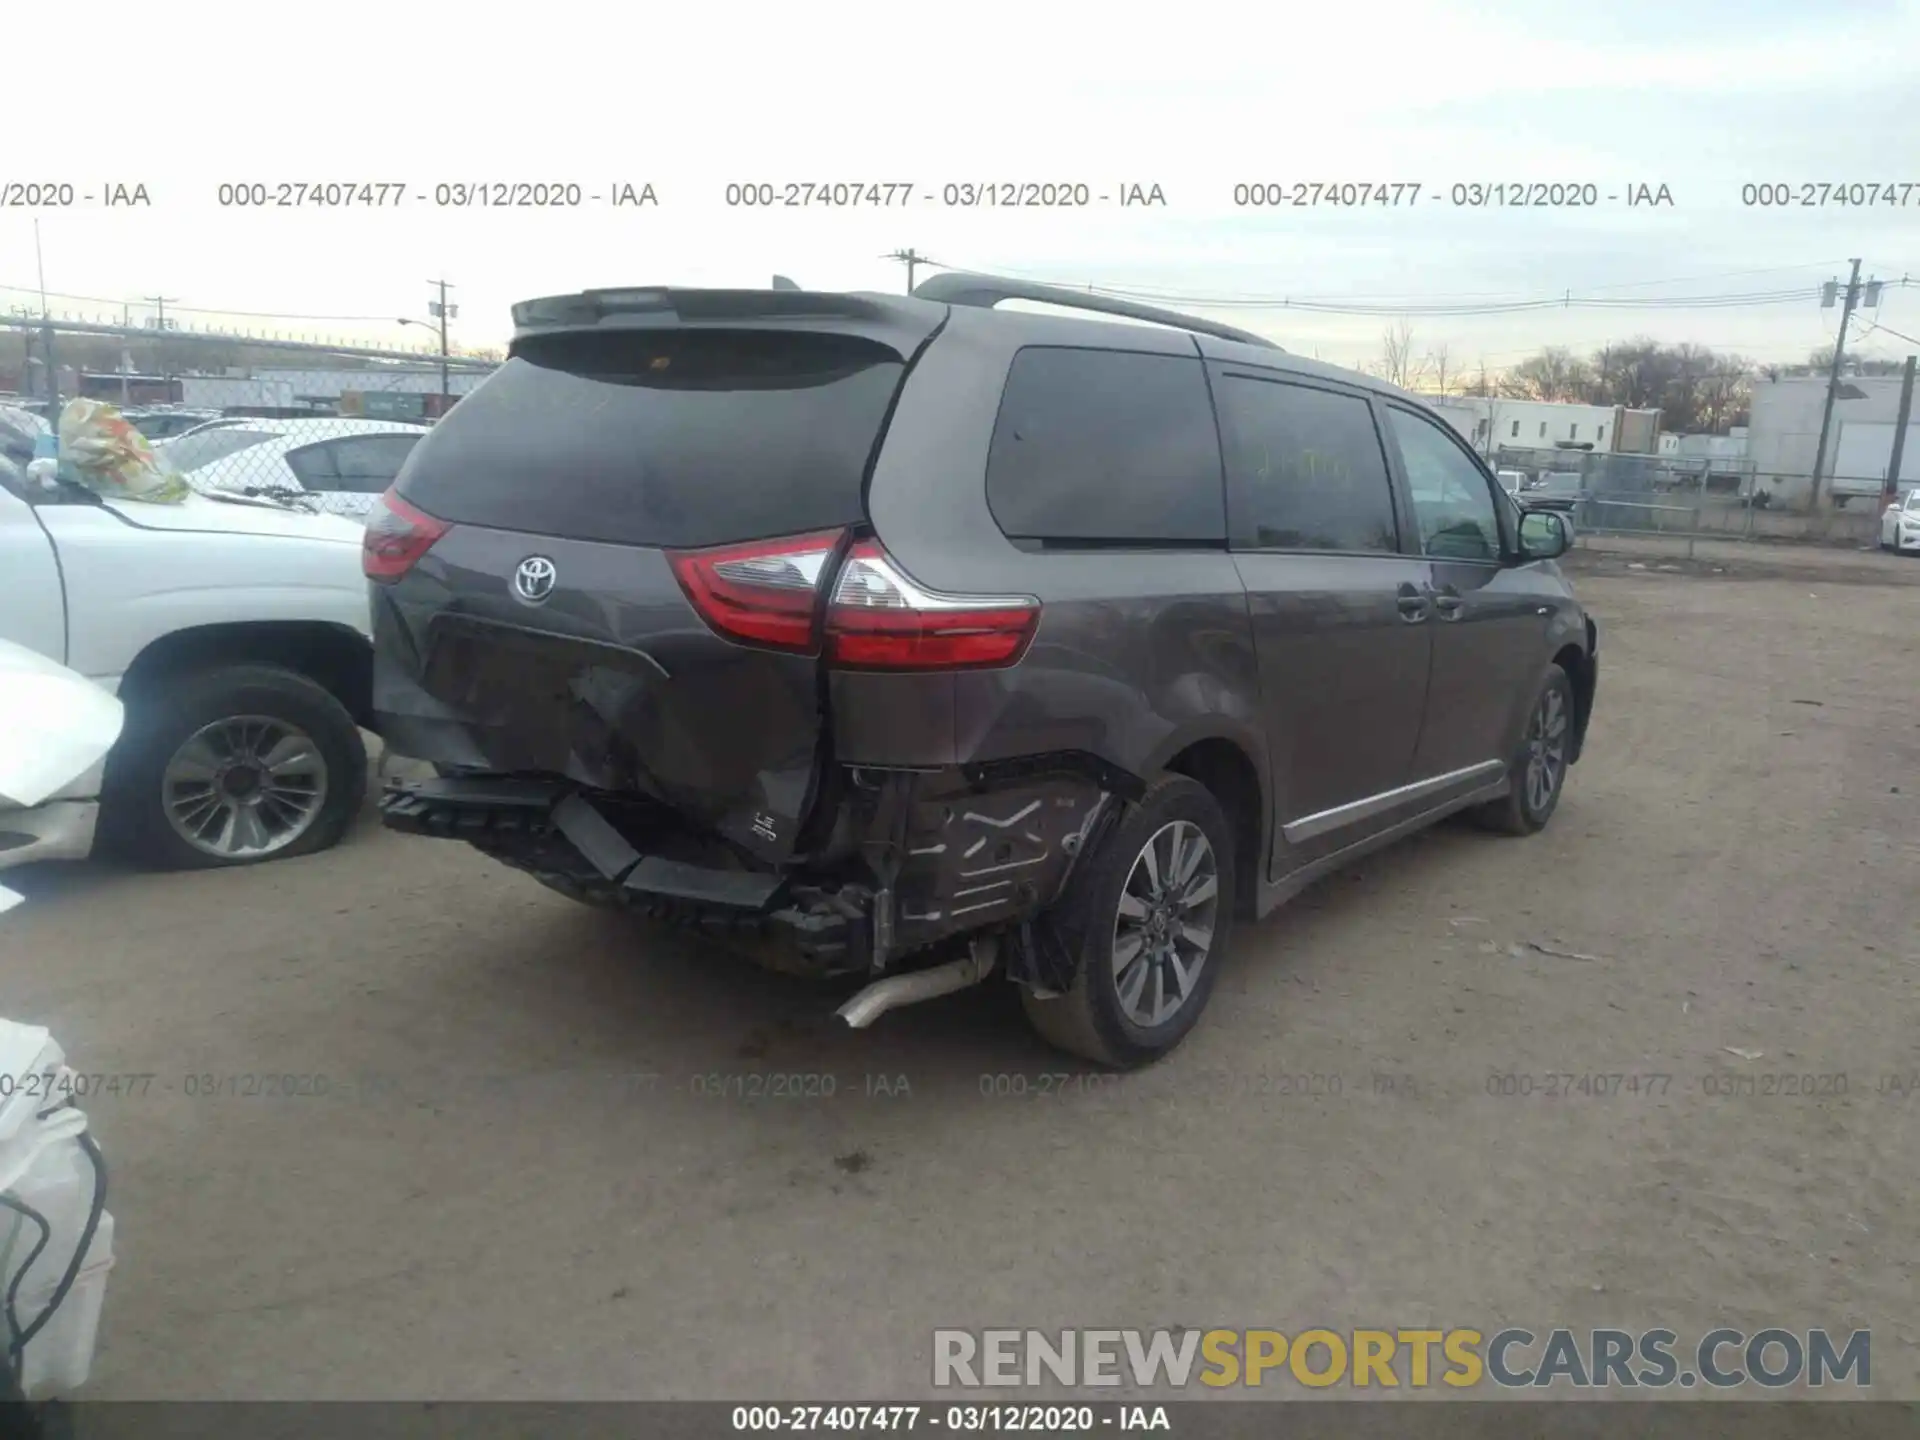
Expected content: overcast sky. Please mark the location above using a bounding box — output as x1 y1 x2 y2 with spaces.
6 0 1919 376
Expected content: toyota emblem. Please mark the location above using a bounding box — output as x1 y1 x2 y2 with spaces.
513 556 558 603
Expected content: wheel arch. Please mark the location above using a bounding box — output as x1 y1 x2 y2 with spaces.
118 621 375 729
1156 730 1268 922
1553 631 1594 764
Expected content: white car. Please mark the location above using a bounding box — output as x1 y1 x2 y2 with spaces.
1879 489 1920 554
160 416 427 521
1 446 375 870
0 643 125 878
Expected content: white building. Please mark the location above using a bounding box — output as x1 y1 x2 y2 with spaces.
1417 396 1662 455
1659 428 1748 460
179 367 490 410
1657 428 1749 479
1746 375 1919 502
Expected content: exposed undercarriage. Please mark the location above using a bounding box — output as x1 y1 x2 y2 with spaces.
380 753 1142 993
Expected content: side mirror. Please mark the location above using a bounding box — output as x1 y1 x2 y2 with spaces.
1518 509 1570 561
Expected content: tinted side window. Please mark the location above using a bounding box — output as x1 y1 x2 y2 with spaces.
986 348 1224 543
1213 374 1399 552
1386 407 1503 562
325 435 422 492
284 443 338 488
163 429 275 473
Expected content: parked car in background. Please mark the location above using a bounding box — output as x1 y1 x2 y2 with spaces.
160 417 429 520
0 641 125 877
1880 488 1920 554
1521 471 1584 512
1496 468 1528 497
121 407 223 441
371 275 1598 1067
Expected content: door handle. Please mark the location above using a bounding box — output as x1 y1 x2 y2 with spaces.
1430 585 1464 620
1395 583 1430 623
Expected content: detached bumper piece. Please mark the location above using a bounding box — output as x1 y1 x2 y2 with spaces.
380 775 846 954
381 759 1119 977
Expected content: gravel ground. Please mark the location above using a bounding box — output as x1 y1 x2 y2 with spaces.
4 557 1918 1403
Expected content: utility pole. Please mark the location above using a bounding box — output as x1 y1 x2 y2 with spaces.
883 249 933 294
144 295 180 396
428 279 456 405
34 219 58 414
1885 354 1916 514
1809 258 1863 510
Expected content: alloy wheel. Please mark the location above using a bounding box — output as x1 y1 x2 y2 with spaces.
162 715 329 859
1111 819 1219 1028
1523 687 1569 815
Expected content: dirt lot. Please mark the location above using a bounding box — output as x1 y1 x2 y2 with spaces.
5 556 1919 1402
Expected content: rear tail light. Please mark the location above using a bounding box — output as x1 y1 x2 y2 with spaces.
826 540 1038 670
363 489 450 582
668 530 845 652
669 531 1039 669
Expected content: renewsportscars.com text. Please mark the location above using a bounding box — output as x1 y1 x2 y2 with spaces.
932 1327 1870 1390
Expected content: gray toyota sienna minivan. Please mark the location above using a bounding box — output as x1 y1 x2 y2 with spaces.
368 273 1598 1067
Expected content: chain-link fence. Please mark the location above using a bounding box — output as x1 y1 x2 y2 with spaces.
149 414 437 520
1491 446 1909 550
2 319 500 522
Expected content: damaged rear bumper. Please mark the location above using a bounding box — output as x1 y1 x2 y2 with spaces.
380 760 1127 978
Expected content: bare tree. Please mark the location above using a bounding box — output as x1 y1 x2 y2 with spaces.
1373 321 1424 389
1460 358 1497 397
1425 343 1456 396
1500 346 1592 403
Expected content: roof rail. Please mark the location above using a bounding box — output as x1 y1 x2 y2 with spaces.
912 272 1282 351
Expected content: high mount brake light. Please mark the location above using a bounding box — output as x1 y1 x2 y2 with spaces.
668 533 1039 670
363 489 450 582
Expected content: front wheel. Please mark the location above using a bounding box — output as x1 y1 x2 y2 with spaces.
1019 775 1235 1068
103 664 367 870
1472 664 1574 837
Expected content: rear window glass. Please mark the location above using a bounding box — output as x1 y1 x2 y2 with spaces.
395 331 905 549
162 429 273 472
985 347 1225 544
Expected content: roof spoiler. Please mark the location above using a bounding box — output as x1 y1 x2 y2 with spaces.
911 272 1282 351
510 286 898 335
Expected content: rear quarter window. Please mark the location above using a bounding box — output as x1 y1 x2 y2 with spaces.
395 330 905 549
162 429 274 472
985 347 1226 544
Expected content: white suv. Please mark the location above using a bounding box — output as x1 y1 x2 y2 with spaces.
2 418 375 870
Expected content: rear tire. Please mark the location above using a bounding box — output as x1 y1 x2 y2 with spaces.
1472 663 1574 837
1019 775 1235 1068
102 664 367 870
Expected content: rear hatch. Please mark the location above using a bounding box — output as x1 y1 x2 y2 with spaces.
369 288 946 865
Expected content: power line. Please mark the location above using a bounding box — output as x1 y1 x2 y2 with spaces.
1854 315 1920 348
920 256 1886 314
883 249 938 293
933 259 1853 304
0 284 410 324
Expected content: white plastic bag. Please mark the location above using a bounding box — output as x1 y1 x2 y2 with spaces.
56 397 189 504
